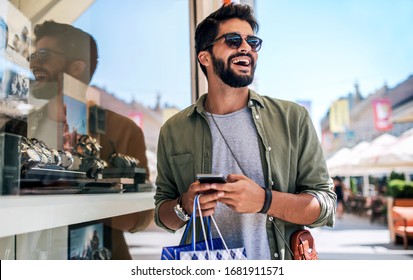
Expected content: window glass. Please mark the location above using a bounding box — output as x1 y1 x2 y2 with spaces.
72 0 191 181
1 0 191 184
74 0 191 110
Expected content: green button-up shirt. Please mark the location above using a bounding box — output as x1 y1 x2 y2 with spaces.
154 89 336 260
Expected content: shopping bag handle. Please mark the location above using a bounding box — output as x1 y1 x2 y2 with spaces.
181 195 209 248
194 194 230 259
181 208 193 244
191 194 208 251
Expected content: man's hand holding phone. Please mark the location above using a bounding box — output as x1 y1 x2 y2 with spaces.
179 174 226 218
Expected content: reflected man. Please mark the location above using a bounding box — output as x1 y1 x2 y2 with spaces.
29 20 153 259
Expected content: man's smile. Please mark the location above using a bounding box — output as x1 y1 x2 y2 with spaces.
231 57 251 66
230 55 253 73
32 69 49 82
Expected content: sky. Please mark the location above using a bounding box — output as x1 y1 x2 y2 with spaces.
73 0 413 135
74 0 192 108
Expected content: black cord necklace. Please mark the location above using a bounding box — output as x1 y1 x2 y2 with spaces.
205 98 273 214
205 98 247 175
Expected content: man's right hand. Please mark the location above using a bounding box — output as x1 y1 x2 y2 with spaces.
158 181 224 231
182 180 225 217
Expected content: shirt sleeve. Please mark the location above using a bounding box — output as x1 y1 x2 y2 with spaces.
153 124 180 233
296 109 337 228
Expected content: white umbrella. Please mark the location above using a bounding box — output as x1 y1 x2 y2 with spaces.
327 141 369 176
372 129 413 167
358 134 398 166
326 147 351 169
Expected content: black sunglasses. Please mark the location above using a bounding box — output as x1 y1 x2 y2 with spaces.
28 48 66 64
205 32 263 52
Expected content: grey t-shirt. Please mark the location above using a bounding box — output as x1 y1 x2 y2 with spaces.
207 107 271 260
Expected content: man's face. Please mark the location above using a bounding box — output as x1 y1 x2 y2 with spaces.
29 36 71 99
209 18 258 88
30 36 68 86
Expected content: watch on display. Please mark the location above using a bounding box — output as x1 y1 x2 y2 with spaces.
20 137 32 151
21 137 55 167
109 152 139 168
32 145 49 167
20 147 42 177
83 157 105 180
75 134 101 158
51 149 62 166
59 150 74 169
39 146 53 165
20 137 43 169
21 147 42 169
173 194 190 222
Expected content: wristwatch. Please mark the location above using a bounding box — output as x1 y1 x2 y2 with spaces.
32 145 49 166
174 194 190 222
59 150 74 169
51 149 62 166
21 147 42 169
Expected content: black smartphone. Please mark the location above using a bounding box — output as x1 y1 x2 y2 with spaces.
196 174 226 184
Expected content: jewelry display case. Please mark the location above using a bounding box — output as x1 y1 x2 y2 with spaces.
0 192 155 259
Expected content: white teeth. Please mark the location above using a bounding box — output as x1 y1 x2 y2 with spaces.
231 58 250 65
34 72 47 80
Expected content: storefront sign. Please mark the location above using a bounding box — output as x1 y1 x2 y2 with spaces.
373 98 393 131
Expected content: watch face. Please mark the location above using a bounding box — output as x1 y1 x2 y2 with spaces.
20 148 41 172
21 148 41 171
59 150 74 169
26 148 41 162
174 205 190 222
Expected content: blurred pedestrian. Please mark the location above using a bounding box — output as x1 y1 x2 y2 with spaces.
333 176 345 219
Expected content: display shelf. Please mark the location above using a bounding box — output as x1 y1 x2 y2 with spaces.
0 192 155 238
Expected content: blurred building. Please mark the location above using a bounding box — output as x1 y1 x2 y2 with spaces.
321 74 413 158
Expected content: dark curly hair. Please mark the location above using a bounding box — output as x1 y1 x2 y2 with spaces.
34 20 98 83
195 3 259 77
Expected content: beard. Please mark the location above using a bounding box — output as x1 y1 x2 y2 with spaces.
211 52 255 88
29 71 64 100
30 80 60 100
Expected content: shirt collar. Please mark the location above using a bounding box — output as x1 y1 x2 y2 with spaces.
186 94 207 117
187 88 265 117
248 89 265 109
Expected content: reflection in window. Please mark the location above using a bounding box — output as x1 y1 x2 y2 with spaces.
74 0 191 181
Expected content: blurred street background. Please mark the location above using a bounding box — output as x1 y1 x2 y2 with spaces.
313 212 413 260
125 212 413 260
